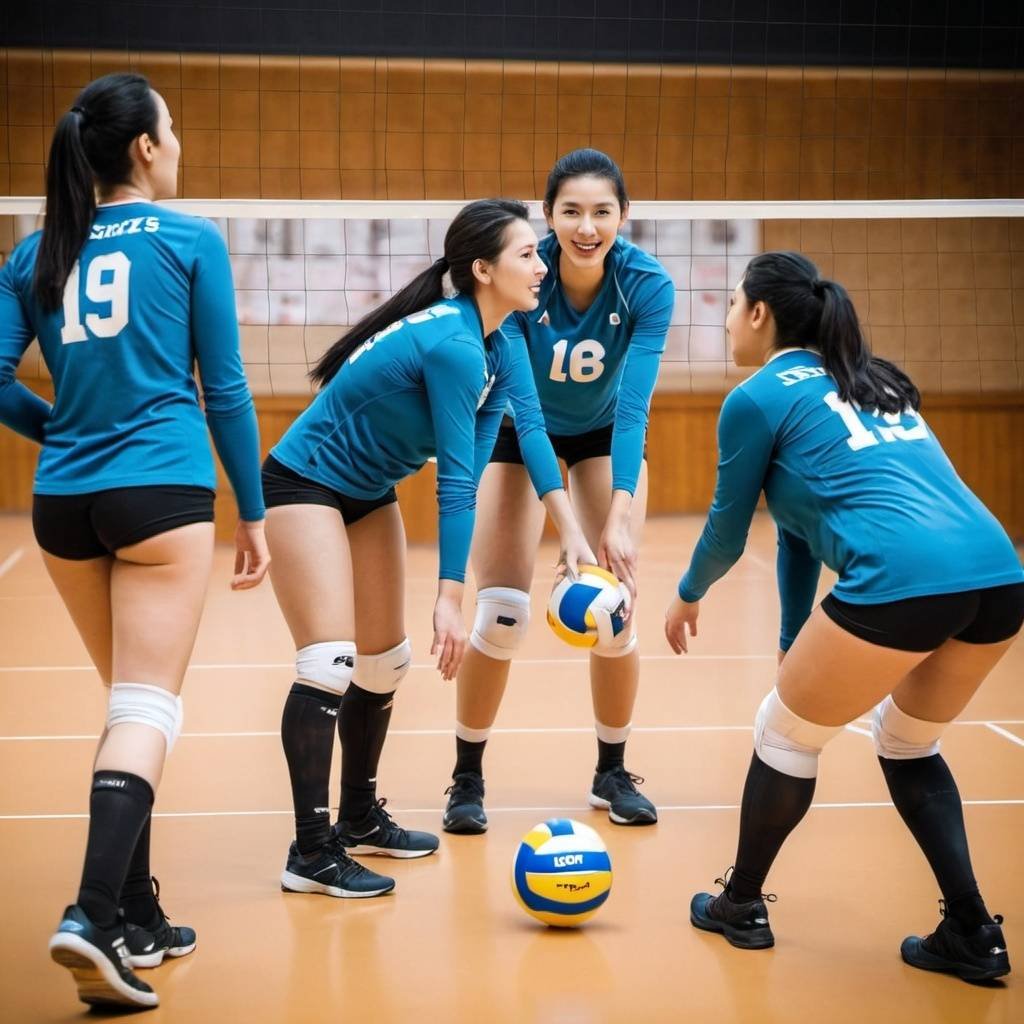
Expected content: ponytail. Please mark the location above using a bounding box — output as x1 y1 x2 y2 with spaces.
741 251 919 415
33 111 96 311
311 198 531 387
310 259 448 386
33 73 159 311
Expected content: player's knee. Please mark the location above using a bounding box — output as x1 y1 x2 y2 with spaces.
107 683 182 753
470 588 531 661
753 687 844 779
592 623 638 658
296 640 356 695
871 695 945 760
352 638 412 695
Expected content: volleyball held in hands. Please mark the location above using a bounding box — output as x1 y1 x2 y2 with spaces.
547 565 631 649
511 819 613 927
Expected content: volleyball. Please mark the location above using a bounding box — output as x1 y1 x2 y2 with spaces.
546 565 630 649
511 818 613 927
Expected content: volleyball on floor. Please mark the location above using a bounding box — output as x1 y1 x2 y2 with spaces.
512 818 612 927
547 565 630 649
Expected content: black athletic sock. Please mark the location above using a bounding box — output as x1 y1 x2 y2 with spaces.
119 815 159 926
281 682 342 857
730 752 816 903
878 753 994 932
78 771 154 929
454 735 487 778
338 683 394 824
596 738 626 774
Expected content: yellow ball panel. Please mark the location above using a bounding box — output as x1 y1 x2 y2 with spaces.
520 829 551 852
524 871 612 904
546 609 597 648
579 565 621 587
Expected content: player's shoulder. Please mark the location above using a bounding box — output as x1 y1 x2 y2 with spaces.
611 236 671 287
3 230 43 286
735 349 830 412
414 296 484 355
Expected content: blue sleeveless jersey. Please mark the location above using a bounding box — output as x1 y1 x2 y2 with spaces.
500 233 674 494
0 201 264 520
272 291 563 582
679 349 1023 649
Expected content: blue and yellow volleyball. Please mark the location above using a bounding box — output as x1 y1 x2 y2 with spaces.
511 818 612 927
546 565 630 649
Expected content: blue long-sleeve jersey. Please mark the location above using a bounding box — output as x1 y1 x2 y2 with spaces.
500 233 674 495
679 348 1023 650
0 202 264 520
272 291 564 583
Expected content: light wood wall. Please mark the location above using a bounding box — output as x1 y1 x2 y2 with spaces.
4 388 1021 544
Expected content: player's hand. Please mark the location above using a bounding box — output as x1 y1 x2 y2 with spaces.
598 520 638 613
231 519 271 590
431 593 466 681
555 532 596 583
665 595 699 654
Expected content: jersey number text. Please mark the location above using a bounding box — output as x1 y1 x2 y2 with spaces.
824 391 928 451
549 339 606 383
61 252 132 344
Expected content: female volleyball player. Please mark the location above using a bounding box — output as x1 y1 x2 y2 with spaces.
665 251 1023 981
264 198 596 898
442 150 674 834
0 74 268 1008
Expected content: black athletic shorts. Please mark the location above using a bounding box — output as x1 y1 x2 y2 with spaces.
821 582 1024 652
262 455 397 525
32 485 216 560
488 416 647 469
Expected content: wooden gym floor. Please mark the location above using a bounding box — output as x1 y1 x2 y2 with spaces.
0 512 1020 1024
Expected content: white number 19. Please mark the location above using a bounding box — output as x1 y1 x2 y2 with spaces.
824 390 928 450
61 252 132 344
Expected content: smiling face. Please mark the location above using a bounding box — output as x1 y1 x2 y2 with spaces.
544 174 627 271
473 217 548 315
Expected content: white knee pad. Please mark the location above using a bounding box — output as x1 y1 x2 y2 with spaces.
470 588 531 661
592 621 638 658
296 640 356 695
108 683 182 753
753 688 845 779
353 638 412 695
871 695 945 760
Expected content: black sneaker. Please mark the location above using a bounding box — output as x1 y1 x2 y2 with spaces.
901 901 1011 982
281 839 395 898
48 904 159 1009
124 877 197 968
335 798 440 858
588 766 658 825
443 772 488 834
690 871 776 950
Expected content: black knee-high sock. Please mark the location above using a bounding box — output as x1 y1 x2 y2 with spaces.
281 682 343 856
454 735 487 777
78 771 154 929
338 683 394 823
879 753 993 932
119 815 159 926
730 752 817 902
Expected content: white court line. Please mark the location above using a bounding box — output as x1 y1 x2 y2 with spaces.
0 654 777 673
0 548 24 579
3 721 1022 742
4 798 1024 822
986 723 1024 749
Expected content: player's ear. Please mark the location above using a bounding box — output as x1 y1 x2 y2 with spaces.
472 257 492 286
542 203 553 230
751 300 769 331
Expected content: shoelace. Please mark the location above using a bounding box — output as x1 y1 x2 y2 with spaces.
604 768 645 795
445 775 484 801
369 798 409 841
714 867 777 904
149 875 175 928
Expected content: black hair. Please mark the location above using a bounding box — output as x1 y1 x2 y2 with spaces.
34 73 160 311
311 198 531 387
740 250 920 414
543 148 628 213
